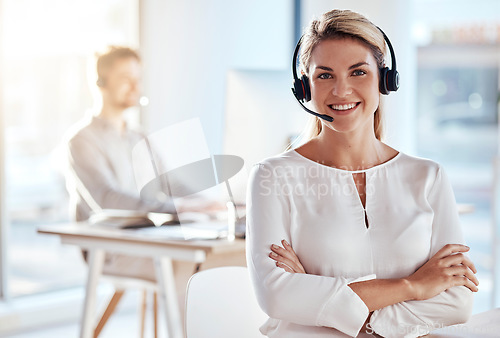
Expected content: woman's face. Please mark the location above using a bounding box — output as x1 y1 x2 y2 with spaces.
308 38 380 136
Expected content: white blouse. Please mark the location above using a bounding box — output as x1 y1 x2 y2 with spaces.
246 149 474 338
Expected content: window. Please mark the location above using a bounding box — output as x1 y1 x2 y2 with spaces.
1 0 139 298
417 42 499 312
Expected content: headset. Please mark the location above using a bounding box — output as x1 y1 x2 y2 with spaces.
291 26 400 122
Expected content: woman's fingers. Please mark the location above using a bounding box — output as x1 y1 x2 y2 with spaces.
448 265 480 287
434 244 470 259
269 246 302 273
275 261 294 273
271 243 295 261
437 245 480 291
271 254 302 273
408 243 480 300
442 253 477 274
453 275 480 293
270 243 300 264
269 241 306 273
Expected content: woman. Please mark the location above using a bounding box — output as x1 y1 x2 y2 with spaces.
246 9 479 338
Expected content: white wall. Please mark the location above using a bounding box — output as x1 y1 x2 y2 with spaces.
139 0 293 155
223 69 310 202
301 0 418 154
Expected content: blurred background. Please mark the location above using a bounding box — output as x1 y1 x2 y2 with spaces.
0 0 499 335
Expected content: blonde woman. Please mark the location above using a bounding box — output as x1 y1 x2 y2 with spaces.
246 9 478 338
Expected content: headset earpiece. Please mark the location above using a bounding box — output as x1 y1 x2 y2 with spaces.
291 40 312 103
292 78 304 101
379 67 389 95
387 68 400 92
377 27 400 95
301 75 311 102
379 66 400 95
293 74 311 102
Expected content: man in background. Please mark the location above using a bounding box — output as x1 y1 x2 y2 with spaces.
64 46 212 280
65 46 176 226
63 47 245 327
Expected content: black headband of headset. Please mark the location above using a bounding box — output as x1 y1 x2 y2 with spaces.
377 26 397 72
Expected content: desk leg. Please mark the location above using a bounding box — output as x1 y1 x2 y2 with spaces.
80 249 105 338
155 256 182 338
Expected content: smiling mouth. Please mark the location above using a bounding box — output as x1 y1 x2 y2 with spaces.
328 102 360 111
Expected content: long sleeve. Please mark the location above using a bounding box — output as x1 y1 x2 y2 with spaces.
369 166 474 337
66 128 175 220
246 163 371 337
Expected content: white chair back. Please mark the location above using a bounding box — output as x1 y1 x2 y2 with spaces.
185 266 267 338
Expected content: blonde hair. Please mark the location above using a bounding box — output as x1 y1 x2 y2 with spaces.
296 9 387 144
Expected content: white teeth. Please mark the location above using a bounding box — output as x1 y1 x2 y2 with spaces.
331 103 357 110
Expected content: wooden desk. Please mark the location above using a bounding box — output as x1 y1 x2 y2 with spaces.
37 223 246 338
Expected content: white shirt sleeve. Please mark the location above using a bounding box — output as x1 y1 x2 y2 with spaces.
369 166 474 338
246 163 371 337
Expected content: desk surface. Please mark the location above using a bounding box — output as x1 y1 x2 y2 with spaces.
38 222 247 338
38 222 246 256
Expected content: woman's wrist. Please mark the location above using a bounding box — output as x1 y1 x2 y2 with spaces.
400 277 417 301
349 278 418 311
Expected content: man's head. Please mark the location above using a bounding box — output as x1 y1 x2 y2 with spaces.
96 46 142 110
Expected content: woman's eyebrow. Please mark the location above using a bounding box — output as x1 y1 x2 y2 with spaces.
316 65 333 71
349 61 369 69
315 61 370 72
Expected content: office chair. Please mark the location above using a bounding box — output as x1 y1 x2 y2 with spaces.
184 266 267 338
70 176 159 338
94 275 158 338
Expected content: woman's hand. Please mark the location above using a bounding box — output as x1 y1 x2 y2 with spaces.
269 240 306 274
406 244 479 301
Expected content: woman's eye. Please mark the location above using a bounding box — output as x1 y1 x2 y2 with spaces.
352 69 366 76
318 73 332 79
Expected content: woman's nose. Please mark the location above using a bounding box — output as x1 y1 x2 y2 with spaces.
332 78 352 97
